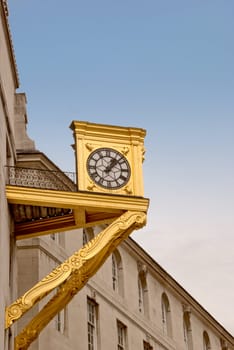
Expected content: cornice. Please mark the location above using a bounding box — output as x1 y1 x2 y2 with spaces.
70 120 146 143
0 0 19 87
6 184 149 238
6 185 149 212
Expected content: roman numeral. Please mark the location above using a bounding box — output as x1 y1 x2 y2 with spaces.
93 172 100 180
119 158 125 164
120 174 128 180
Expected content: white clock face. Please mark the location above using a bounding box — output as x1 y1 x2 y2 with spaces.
87 148 131 189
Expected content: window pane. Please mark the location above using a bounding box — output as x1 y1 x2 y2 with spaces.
112 254 117 291
117 321 126 350
87 299 97 350
143 341 153 350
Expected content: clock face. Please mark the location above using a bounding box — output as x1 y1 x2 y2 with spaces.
87 148 131 189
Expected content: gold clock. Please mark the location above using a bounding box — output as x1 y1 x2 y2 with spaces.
87 147 131 189
70 121 146 197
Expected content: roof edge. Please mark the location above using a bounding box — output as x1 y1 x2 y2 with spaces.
0 0 20 88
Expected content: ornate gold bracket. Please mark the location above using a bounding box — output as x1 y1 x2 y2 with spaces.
5 210 147 350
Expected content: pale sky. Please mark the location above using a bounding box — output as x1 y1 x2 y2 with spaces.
9 0 234 335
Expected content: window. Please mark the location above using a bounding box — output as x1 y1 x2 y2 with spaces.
87 298 98 350
117 321 127 350
83 228 95 245
83 229 88 245
111 250 124 296
183 312 192 350
112 254 118 291
220 338 229 350
143 340 153 350
53 288 66 334
6 136 12 169
138 278 144 313
203 331 210 350
161 293 172 337
183 317 189 349
55 309 65 333
137 264 149 316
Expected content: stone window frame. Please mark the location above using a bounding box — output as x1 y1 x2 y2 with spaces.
111 249 124 296
117 320 127 350
87 297 98 350
161 292 172 337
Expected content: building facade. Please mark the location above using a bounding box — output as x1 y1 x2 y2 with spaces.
16 230 234 350
0 2 233 350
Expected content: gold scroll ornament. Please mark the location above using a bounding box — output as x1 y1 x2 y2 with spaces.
5 210 146 350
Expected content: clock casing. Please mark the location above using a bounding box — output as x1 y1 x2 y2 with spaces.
70 121 146 196
87 147 131 189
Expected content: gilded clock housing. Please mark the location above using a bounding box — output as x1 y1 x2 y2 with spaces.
70 121 146 197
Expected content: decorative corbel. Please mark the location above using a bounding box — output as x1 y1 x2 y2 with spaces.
7 210 146 350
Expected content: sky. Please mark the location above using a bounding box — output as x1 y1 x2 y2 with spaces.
8 0 234 335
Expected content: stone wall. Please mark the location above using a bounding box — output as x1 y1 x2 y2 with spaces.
0 3 19 349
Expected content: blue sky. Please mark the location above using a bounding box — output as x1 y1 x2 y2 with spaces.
9 0 234 334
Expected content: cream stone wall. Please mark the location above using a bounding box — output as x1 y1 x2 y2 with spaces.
0 3 18 141
15 226 233 350
0 3 19 350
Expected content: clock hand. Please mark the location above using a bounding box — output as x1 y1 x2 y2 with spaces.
105 158 118 172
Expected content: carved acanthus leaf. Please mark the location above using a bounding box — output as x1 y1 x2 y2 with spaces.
124 185 133 195
87 181 96 191
121 146 129 155
85 143 95 151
